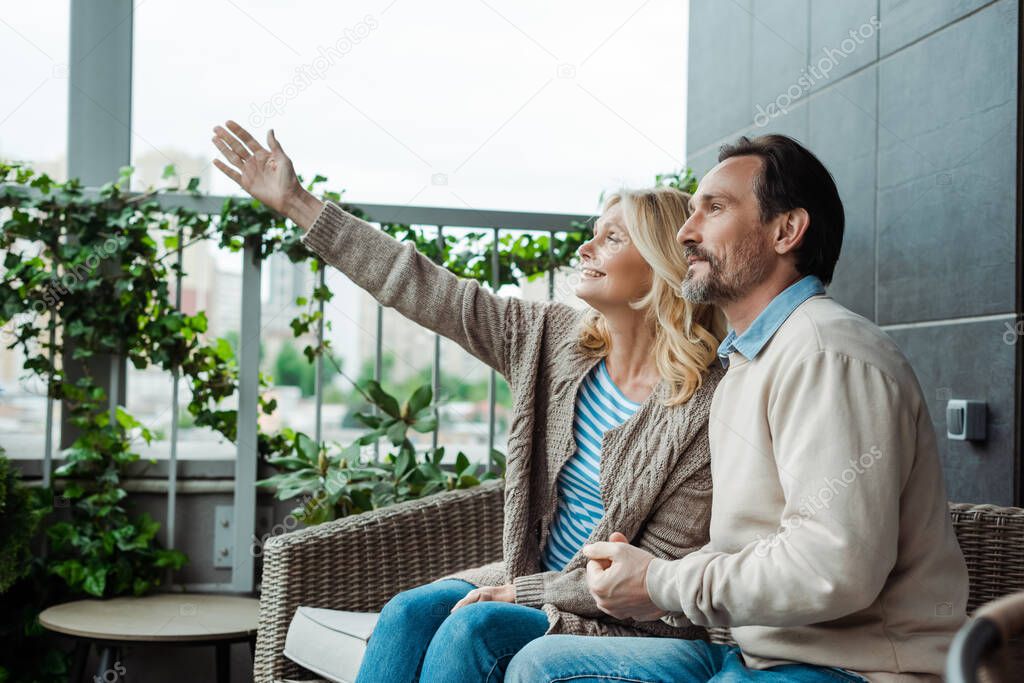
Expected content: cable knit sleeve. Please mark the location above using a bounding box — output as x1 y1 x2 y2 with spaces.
301 201 574 376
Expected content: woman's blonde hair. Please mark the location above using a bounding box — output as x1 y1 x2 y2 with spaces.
577 186 727 406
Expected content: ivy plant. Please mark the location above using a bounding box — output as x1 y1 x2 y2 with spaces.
0 448 68 683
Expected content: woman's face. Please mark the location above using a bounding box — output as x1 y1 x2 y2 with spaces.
575 203 654 310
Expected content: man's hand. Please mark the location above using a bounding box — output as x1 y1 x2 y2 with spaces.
583 531 666 622
211 120 324 231
450 584 515 612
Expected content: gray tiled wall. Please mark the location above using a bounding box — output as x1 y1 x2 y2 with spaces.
686 0 1020 504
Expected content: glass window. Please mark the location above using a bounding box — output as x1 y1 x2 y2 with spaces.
127 230 243 462
0 239 61 463
131 0 688 212
0 2 70 180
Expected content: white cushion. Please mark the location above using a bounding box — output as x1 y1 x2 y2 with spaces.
283 607 381 683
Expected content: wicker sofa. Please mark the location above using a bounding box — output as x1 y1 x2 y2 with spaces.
254 480 1024 682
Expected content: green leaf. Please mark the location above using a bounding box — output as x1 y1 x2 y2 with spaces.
160 549 188 570
489 448 507 473
360 380 400 418
411 415 438 433
295 433 318 464
457 474 480 488
256 472 292 488
394 448 414 479
264 456 311 471
324 468 348 496
50 559 85 587
270 470 320 500
214 337 235 361
117 165 134 187
417 461 445 482
356 429 384 446
115 407 142 431
354 413 382 429
339 441 363 464
386 420 408 445
82 566 108 597
404 384 432 417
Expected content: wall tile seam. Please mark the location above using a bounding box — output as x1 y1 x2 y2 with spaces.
879 312 1018 331
686 0 1016 163
877 0 1007 61
687 61 876 160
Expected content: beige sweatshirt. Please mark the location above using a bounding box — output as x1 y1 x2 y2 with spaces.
645 294 969 682
302 201 720 639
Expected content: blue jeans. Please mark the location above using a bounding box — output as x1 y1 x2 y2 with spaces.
505 636 867 682
355 579 550 683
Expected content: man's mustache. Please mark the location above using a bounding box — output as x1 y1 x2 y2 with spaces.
683 245 718 266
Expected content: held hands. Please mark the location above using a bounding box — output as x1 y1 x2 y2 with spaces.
583 531 666 622
211 120 323 231
450 584 515 612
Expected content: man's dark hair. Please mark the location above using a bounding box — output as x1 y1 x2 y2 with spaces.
718 134 845 285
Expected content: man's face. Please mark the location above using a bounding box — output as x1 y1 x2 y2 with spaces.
676 155 775 305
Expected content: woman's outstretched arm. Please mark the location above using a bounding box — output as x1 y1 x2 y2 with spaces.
211 120 570 375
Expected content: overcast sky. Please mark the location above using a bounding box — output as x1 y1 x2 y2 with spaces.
1 0 689 215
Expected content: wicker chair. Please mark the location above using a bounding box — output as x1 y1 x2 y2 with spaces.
945 504 1024 683
254 483 1024 682
255 481 505 683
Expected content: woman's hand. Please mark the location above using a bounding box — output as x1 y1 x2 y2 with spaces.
450 584 516 612
211 120 324 231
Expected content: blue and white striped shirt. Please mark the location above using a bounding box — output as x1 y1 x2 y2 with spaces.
541 359 642 571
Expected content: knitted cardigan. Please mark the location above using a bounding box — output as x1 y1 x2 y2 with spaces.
301 201 722 640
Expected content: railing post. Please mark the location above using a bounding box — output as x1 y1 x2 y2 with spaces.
487 227 500 469
314 265 325 447
231 234 261 593
166 225 184 553
374 301 383 461
432 226 444 452
548 232 556 301
42 318 56 489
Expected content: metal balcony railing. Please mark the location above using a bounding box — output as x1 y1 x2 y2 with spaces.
19 189 593 592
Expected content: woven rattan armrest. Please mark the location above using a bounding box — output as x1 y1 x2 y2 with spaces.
254 480 505 682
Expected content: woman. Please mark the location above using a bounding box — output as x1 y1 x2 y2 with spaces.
211 121 726 682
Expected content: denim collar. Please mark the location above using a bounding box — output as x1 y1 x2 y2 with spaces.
717 275 825 368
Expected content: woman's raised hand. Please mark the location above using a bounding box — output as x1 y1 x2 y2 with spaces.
211 121 324 230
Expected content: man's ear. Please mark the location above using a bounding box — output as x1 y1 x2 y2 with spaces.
773 208 810 255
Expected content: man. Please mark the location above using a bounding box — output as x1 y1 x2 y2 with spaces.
505 135 969 682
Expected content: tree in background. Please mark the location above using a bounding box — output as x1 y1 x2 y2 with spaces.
273 343 316 397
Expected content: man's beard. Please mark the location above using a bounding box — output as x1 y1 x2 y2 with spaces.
680 230 773 304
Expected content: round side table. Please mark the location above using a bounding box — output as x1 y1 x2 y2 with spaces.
39 593 258 683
